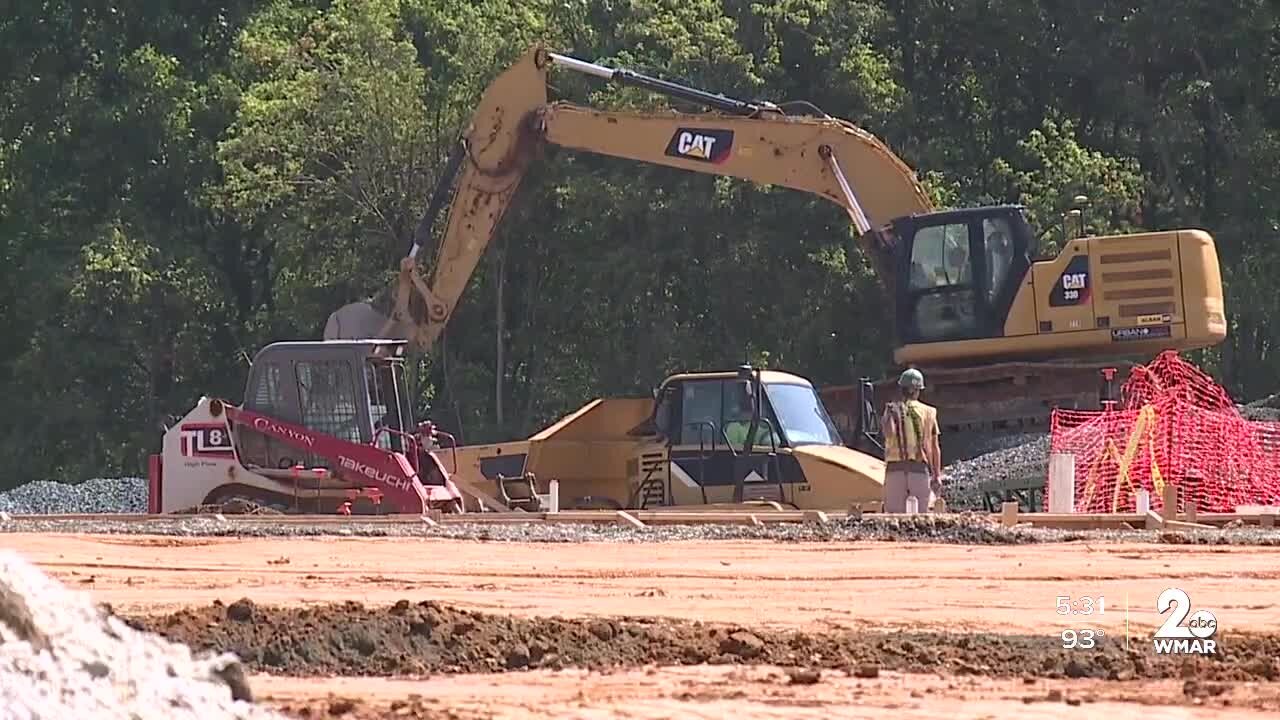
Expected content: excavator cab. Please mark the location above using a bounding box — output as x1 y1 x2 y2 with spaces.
234 339 418 471
891 205 1035 347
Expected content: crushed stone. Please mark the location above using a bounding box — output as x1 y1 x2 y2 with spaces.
0 549 285 720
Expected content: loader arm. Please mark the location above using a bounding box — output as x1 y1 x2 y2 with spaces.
213 400 432 514
324 45 935 353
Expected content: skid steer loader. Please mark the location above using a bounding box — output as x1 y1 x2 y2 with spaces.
148 339 469 515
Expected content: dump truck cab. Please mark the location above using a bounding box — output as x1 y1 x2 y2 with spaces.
452 366 886 512
647 367 844 452
633 366 881 508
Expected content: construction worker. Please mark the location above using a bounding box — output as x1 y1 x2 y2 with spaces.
880 368 942 512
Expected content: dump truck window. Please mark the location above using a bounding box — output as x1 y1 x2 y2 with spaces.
679 380 723 446
764 383 841 446
653 385 674 437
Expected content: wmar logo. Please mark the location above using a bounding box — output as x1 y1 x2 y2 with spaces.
1152 587 1218 655
664 128 733 164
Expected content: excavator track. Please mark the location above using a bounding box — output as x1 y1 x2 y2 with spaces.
822 358 1138 464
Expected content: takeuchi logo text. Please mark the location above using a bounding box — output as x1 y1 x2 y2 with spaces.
339 455 413 491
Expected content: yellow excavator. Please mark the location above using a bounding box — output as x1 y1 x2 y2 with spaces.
322 45 1226 507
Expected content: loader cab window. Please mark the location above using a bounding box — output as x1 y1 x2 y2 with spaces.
365 358 409 452
295 359 362 445
247 363 287 418
240 361 292 469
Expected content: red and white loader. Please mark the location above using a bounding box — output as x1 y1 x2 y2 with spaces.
148 339 466 515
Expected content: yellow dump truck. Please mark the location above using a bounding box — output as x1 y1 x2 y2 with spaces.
449 366 886 512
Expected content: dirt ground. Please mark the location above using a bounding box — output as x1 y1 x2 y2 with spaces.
260 668 1280 719
10 533 1280 635
5 532 1280 718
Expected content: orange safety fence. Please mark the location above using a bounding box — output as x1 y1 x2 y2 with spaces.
1048 350 1280 513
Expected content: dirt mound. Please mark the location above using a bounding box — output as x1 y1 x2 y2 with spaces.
122 599 1280 683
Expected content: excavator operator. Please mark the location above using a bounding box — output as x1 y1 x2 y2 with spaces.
942 238 970 285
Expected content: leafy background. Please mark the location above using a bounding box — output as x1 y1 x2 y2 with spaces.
2 0 1277 485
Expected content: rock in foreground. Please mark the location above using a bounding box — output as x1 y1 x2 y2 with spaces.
0 550 285 720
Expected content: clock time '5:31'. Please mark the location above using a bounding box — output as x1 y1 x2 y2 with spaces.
1056 595 1105 615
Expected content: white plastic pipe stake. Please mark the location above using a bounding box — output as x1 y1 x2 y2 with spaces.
1135 489 1150 514
1048 452 1076 513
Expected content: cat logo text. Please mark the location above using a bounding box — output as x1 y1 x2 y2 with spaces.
664 128 733 164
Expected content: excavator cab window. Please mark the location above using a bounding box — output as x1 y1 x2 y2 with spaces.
893 206 1034 345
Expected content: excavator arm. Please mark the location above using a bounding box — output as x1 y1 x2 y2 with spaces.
323 45 935 352
323 44 1229 482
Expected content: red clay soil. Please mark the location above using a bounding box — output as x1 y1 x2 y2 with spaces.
14 533 1280 637
11 533 1280 718
261 668 1280 720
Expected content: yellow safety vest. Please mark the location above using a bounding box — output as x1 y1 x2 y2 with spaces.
883 400 936 463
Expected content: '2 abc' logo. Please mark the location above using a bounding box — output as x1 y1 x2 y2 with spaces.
1153 587 1218 655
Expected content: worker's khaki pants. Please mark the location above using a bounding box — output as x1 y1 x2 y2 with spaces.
884 463 934 513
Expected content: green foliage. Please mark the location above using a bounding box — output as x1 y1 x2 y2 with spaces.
2 0 1279 484
990 117 1145 254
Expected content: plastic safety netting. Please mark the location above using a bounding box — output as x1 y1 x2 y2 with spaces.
1048 350 1280 513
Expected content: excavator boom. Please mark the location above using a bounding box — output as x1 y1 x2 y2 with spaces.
324 45 934 349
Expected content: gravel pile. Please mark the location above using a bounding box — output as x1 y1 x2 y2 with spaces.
0 549 284 720
1238 404 1280 422
0 478 147 515
3 511 1280 544
942 434 1050 510
0 513 1084 543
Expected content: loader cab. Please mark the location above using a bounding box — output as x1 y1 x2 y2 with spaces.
892 205 1035 345
236 339 416 469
